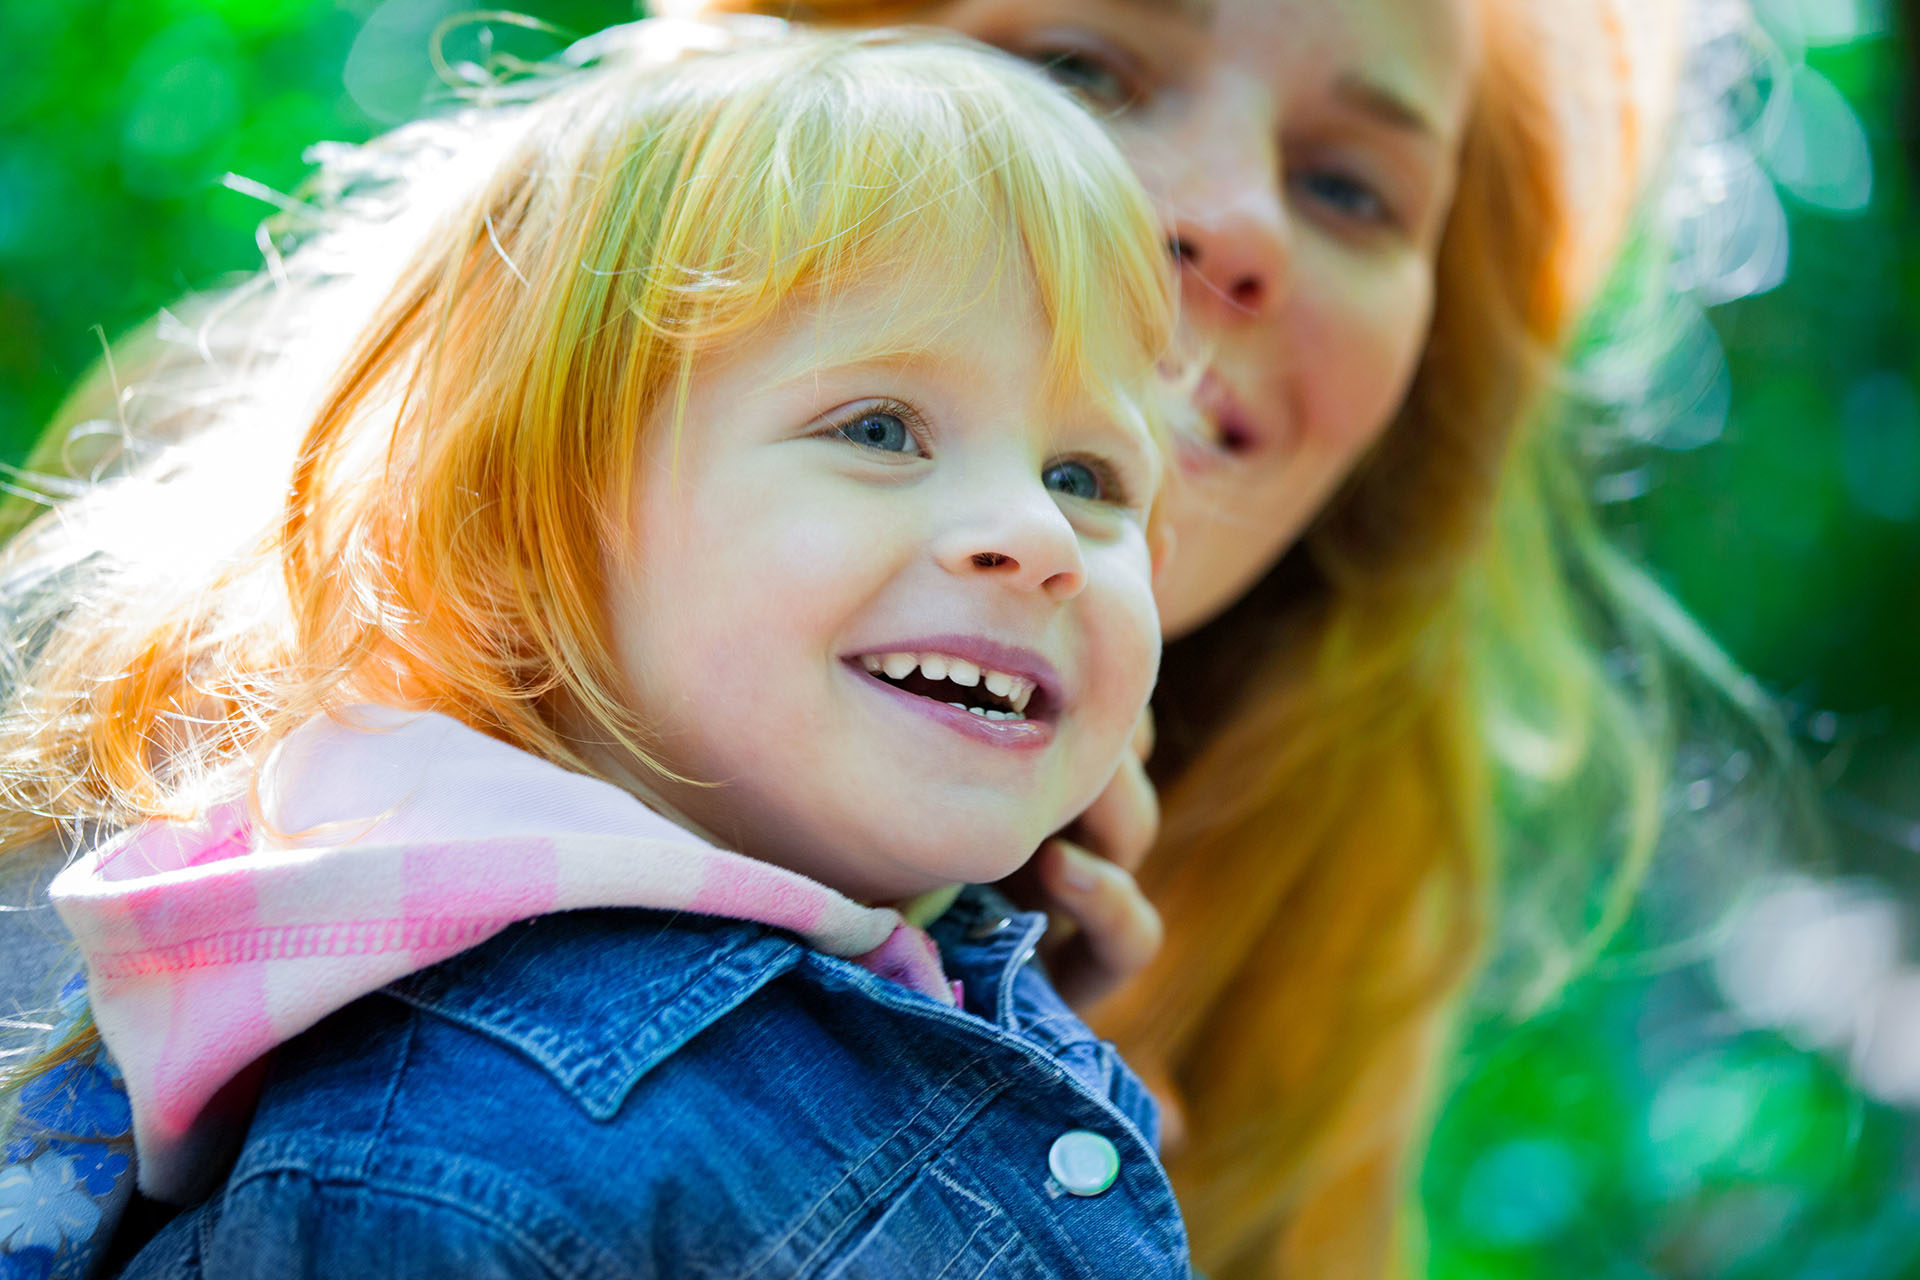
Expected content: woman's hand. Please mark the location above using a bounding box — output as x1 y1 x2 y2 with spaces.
998 710 1163 1011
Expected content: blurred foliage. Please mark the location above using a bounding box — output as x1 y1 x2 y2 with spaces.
3 1 1919 1277
1630 39 1920 719
1425 7 1920 1278
0 0 639 448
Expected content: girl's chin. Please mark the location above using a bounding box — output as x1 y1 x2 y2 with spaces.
839 846 1033 904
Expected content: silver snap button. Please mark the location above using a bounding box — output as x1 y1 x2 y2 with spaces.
967 914 1013 940
1048 1130 1120 1197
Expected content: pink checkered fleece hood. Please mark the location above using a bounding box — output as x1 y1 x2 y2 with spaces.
49 705 955 1202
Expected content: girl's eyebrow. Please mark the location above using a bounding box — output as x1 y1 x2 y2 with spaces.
1077 409 1163 491
770 348 933 396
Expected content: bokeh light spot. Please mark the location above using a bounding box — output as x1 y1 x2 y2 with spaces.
123 56 242 162
1763 65 1873 212
344 0 473 123
117 17 244 198
1753 0 1892 49
1457 1137 1591 1247
1646 1053 1767 1194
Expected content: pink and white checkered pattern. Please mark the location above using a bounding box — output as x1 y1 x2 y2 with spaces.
50 706 954 1201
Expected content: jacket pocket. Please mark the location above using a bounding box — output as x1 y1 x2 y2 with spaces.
819 1153 1041 1280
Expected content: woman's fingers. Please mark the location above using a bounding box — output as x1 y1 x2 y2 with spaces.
990 705 1164 1011
1069 748 1159 875
1035 838 1164 1011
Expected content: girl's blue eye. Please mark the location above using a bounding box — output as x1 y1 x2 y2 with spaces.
1043 460 1103 502
837 411 914 453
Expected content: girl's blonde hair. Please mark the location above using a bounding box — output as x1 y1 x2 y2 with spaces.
700 1 1706 1275
0 24 1174 1070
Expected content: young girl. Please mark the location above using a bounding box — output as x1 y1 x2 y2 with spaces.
0 23 1187 1277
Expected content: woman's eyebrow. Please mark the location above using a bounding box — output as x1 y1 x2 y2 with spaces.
1110 0 1216 25
1333 73 1446 143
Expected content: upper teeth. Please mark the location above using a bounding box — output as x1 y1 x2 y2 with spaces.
859 651 1037 716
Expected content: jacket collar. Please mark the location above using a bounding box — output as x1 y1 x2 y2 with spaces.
380 884 1163 1157
386 909 805 1120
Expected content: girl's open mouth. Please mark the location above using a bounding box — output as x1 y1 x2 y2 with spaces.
843 646 1058 749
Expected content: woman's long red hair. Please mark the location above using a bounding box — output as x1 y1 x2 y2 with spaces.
705 3 1677 1274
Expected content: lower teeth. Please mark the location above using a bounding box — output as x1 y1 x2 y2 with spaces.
945 701 1019 722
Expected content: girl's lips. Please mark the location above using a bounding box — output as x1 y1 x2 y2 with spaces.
844 633 1066 715
845 663 1055 750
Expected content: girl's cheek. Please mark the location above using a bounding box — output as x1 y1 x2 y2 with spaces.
1088 541 1165 716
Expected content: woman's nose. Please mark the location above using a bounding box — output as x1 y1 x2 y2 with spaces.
936 488 1086 602
1163 110 1291 321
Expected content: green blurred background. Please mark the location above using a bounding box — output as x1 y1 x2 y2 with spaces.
3 1 1918 1275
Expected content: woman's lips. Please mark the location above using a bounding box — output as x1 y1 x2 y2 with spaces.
1175 369 1271 476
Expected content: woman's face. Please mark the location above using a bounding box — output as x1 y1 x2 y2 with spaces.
903 0 1481 635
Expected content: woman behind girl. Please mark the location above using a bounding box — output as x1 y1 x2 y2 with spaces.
2 26 1190 1276
690 0 1703 1275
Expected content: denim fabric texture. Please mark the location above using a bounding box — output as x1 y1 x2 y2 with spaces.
119 886 1189 1278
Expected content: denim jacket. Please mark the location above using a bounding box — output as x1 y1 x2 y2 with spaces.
119 886 1190 1278
29 709 1186 1276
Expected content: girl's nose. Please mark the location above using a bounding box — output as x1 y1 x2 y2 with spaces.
1162 107 1291 321
936 489 1086 602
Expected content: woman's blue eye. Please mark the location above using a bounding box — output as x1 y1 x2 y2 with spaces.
1032 50 1132 110
837 411 913 453
1298 169 1391 226
1043 460 1103 502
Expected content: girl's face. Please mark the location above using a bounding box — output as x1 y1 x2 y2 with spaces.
595 266 1163 904
896 0 1481 635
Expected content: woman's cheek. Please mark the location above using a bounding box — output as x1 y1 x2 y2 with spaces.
1341 254 1436 450
1293 238 1435 456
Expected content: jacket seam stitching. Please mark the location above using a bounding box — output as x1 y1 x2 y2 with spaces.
926 1166 998 1218
223 1158 607 1280
929 1216 997 1280
808 964 1186 1268
994 918 1050 1029
357 1005 417 1181
792 1072 1007 1276
967 1233 1020 1280
738 1057 999 1279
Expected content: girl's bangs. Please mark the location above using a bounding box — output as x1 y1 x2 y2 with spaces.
594 33 1173 426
